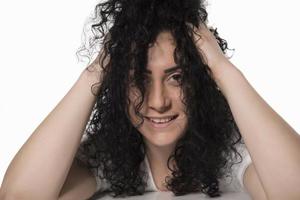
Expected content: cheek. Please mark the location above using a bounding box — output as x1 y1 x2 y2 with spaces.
128 87 142 105
128 103 137 122
127 95 144 126
170 89 185 109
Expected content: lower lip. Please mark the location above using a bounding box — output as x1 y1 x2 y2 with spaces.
145 116 178 129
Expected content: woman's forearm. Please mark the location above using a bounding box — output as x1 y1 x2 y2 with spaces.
214 62 300 199
0 69 100 199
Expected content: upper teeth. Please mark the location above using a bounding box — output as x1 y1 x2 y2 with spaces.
149 117 174 123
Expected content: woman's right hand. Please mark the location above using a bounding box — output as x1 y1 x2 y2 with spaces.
85 50 104 77
82 32 111 95
82 47 110 95
86 32 111 75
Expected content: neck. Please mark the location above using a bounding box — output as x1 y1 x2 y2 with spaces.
145 142 176 173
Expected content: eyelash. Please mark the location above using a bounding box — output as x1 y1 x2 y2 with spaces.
144 73 182 83
130 73 182 87
169 73 182 83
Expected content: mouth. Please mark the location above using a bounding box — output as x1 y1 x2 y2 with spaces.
144 114 178 128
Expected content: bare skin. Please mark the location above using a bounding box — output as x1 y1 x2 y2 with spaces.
127 31 187 191
0 51 106 199
192 23 300 199
1 23 299 200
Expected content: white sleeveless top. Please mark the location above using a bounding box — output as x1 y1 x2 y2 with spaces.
76 135 252 193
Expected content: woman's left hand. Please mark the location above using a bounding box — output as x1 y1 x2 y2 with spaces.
188 23 231 74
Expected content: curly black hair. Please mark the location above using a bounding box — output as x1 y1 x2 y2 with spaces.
75 0 244 198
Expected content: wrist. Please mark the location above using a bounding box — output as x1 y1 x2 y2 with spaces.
80 69 102 96
211 61 244 94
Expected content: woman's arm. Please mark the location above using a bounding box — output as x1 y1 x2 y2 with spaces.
192 24 300 200
0 52 104 200
215 64 300 200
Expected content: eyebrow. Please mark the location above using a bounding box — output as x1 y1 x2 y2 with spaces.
145 65 181 74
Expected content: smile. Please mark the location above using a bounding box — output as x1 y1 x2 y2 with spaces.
145 115 178 128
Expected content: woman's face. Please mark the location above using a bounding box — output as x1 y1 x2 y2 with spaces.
128 31 188 148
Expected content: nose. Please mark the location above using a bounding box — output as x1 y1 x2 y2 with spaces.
147 81 171 113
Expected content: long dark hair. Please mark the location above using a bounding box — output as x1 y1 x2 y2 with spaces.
75 0 244 198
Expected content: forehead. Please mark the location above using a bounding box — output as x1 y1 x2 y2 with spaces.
154 31 175 44
147 31 176 73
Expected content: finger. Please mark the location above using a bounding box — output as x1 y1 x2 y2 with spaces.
186 23 202 39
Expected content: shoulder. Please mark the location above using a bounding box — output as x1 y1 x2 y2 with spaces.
219 143 252 192
75 134 111 192
58 159 97 199
244 163 268 199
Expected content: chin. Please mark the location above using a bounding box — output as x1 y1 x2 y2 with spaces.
141 129 185 148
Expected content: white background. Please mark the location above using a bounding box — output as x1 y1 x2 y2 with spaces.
1 0 299 184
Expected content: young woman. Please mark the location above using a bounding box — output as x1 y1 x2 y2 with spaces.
1 0 300 200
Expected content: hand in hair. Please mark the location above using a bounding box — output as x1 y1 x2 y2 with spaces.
189 23 230 74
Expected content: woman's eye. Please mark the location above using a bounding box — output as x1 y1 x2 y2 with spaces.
170 73 182 83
